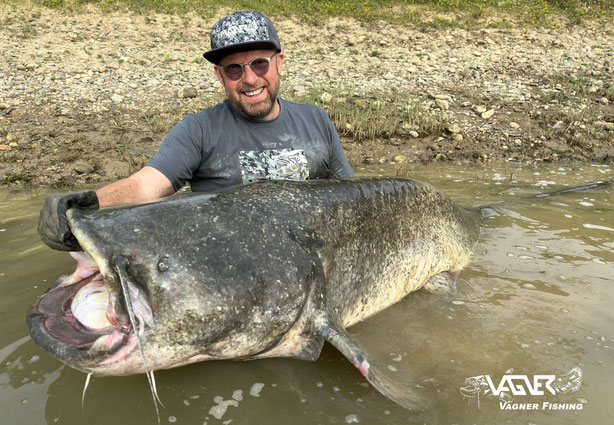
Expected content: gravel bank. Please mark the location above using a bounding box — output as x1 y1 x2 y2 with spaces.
1 4 613 188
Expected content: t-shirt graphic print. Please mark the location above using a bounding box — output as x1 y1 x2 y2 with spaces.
239 148 309 183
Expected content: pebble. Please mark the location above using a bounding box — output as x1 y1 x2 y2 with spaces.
552 120 565 130
110 94 123 103
447 123 461 134
475 105 487 114
431 94 453 102
179 87 197 98
319 92 332 103
435 99 449 110
73 160 94 174
509 122 520 129
481 109 495 119
595 121 614 131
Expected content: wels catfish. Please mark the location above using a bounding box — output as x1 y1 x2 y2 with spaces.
27 178 482 410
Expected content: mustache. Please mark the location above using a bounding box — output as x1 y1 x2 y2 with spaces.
238 82 268 91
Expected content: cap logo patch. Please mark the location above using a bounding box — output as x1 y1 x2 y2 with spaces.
212 12 269 49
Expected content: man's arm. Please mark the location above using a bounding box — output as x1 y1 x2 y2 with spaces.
38 166 175 251
97 166 176 207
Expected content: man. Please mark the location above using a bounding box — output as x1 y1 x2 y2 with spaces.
38 11 354 251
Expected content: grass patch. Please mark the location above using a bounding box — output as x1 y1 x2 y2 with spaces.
541 73 596 105
15 0 614 27
288 88 446 141
2 172 34 185
535 72 611 149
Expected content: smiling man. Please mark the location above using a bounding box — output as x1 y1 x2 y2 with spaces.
38 11 355 251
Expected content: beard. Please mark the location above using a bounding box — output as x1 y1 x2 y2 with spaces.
225 74 280 121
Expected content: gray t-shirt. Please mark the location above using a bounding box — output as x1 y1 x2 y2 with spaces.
147 98 354 192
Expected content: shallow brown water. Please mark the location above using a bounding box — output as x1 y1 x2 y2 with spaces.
1 164 612 425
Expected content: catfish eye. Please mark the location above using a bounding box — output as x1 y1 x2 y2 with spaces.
157 257 169 272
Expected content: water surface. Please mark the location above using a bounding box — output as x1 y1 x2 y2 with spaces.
1 164 612 424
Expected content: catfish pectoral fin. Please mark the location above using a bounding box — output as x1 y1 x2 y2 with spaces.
422 271 457 295
320 315 429 411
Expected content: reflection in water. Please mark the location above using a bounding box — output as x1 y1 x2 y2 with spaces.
1 164 612 424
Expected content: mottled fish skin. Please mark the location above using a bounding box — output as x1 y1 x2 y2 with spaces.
27 178 480 377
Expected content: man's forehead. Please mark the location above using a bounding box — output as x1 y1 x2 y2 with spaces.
218 49 278 65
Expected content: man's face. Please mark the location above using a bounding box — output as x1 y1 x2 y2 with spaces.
214 49 284 121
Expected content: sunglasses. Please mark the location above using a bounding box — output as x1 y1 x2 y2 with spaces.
219 52 279 81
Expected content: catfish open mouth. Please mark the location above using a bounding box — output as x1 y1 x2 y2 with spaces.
27 251 153 369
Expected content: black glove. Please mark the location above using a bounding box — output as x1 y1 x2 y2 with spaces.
37 190 99 251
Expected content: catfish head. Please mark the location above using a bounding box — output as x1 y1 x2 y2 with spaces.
27 193 320 376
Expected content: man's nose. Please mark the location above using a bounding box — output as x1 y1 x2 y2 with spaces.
241 64 259 85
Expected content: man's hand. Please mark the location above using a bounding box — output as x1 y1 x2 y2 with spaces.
37 191 99 251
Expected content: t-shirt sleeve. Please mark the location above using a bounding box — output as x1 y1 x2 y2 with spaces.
322 111 355 178
146 115 204 191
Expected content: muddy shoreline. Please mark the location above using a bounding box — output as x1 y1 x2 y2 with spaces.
1 4 613 190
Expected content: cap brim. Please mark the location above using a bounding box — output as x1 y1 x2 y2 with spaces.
203 41 281 64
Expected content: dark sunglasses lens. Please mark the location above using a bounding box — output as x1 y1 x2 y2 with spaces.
250 59 270 76
224 64 243 80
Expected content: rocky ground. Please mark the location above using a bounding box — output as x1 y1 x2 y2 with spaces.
1 4 613 189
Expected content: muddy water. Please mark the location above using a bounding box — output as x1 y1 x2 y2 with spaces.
1 164 612 425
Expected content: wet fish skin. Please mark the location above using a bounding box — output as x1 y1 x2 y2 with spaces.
27 178 482 409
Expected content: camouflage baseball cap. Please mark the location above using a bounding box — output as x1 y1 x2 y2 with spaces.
204 11 282 64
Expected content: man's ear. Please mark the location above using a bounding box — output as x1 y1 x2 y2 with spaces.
276 52 284 75
214 65 225 85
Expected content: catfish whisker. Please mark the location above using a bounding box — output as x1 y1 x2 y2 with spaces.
149 370 166 408
81 372 92 410
116 263 161 424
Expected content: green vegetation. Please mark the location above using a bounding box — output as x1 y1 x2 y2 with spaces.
289 88 446 141
535 72 609 150
543 73 592 105
2 172 34 185
16 0 613 27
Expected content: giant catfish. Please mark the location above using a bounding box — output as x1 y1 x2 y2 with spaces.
27 178 483 410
